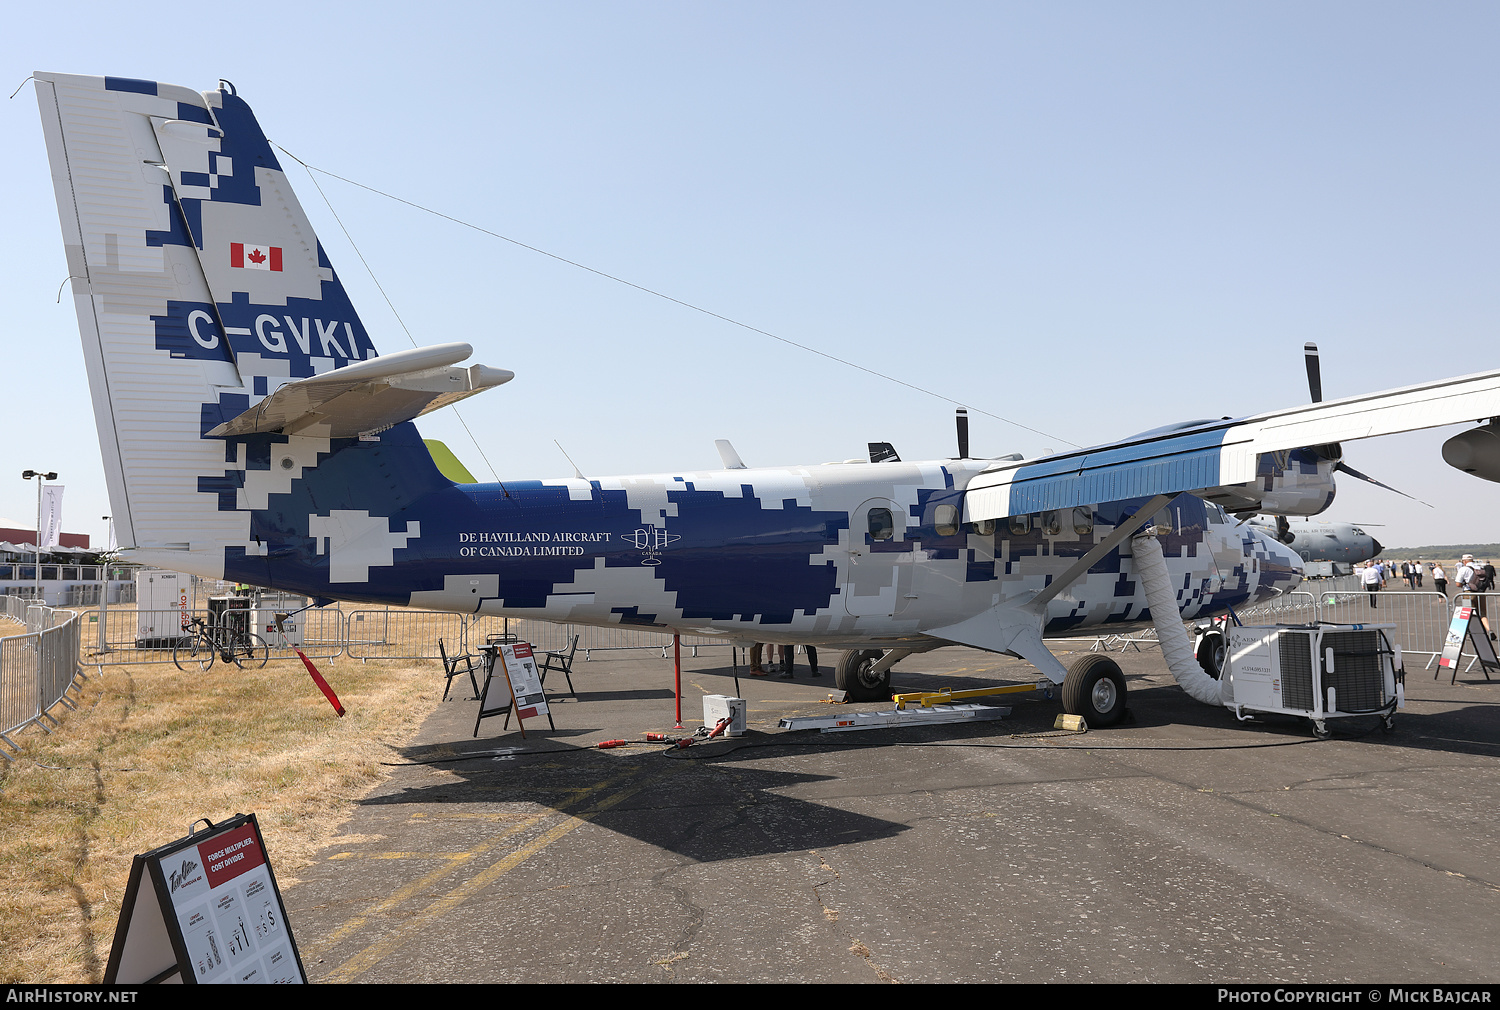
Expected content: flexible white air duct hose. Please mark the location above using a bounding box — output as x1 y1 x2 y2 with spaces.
1132 531 1224 706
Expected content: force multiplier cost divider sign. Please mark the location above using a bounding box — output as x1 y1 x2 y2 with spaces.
106 813 306 984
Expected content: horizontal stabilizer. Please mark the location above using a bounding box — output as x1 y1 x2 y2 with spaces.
206 342 513 438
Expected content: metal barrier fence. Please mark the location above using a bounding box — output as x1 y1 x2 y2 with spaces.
0 598 85 758
75 603 745 667
465 616 733 659
1236 590 1320 625
467 615 573 653
56 588 1500 673
344 608 465 661
1076 587 1488 665
1228 587 1500 665
82 605 349 664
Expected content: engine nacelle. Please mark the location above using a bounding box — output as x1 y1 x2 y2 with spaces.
1253 450 1338 516
1442 422 1500 483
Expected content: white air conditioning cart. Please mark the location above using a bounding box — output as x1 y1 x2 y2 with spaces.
1223 623 1403 738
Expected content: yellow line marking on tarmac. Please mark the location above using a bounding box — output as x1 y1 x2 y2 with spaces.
307 770 636 960
324 776 654 983
306 811 551 959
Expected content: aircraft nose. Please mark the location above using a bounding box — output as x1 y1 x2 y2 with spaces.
1371 538 1383 555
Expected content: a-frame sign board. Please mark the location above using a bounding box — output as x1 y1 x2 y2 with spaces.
474 641 554 738
105 813 306 984
1437 604 1499 684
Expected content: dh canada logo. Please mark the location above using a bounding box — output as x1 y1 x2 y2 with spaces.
623 527 680 566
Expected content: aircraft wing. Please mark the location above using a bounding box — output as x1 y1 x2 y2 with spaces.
206 342 513 438
964 366 1500 521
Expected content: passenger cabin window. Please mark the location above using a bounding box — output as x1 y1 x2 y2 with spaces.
1008 514 1030 536
972 518 997 536
933 504 959 537
868 508 895 541
1042 511 1062 536
1073 506 1094 535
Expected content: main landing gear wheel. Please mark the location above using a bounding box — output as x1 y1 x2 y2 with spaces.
1061 654 1128 727
1196 631 1225 680
835 649 890 702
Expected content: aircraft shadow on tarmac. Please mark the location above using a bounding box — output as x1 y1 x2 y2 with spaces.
1127 678 1500 758
357 745 909 863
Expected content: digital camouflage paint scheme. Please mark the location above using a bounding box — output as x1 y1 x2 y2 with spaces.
35 74 1500 716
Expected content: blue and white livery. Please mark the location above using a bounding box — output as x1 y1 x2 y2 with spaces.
34 74 1500 723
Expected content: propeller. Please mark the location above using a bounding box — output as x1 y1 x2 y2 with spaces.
1302 343 1431 507
1303 342 1323 405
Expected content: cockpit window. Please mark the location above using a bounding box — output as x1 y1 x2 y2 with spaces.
868 508 894 541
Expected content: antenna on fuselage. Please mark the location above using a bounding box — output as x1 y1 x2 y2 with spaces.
955 408 970 459
554 439 587 481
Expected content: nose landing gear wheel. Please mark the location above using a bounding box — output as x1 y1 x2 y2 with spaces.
1061 654 1128 727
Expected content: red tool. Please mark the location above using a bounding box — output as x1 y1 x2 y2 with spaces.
296 649 345 717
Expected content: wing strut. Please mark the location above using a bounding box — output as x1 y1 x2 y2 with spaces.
929 493 1175 683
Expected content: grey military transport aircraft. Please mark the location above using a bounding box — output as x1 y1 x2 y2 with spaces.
33 72 1500 726
1245 515 1383 566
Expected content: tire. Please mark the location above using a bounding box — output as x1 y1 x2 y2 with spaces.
174 637 214 672
835 649 889 702
1061 654 1127 727
1195 631 1225 680
233 634 269 669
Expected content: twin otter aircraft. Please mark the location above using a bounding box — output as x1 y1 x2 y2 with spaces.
34 73 1500 725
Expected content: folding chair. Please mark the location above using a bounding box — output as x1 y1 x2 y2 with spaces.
537 635 579 696
439 637 481 701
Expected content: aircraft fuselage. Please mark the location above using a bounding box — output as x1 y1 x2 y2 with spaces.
240 445 1303 648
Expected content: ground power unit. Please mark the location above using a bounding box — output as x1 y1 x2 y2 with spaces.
1223 623 1403 736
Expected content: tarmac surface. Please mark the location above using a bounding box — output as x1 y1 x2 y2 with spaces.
282 637 1500 984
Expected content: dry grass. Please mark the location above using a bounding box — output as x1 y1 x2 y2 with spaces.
0 649 439 983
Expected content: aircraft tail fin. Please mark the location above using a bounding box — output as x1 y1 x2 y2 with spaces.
34 74 499 591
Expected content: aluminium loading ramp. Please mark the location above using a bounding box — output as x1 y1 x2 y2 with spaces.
778 703 1012 733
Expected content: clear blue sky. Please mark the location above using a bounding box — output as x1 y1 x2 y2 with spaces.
4 2 1498 551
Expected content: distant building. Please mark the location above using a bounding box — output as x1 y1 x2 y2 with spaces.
0 516 89 550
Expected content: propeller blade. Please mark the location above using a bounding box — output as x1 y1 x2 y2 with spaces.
1304 342 1323 403
1334 460 1433 507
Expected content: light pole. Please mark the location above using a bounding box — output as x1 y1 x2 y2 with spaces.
98 515 111 653
21 470 57 604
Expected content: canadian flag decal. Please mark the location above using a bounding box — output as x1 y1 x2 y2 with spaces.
230 242 283 271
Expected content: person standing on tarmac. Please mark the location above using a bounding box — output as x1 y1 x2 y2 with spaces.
1433 562 1448 599
1458 555 1476 589
1471 561 1494 631
1361 561 1385 608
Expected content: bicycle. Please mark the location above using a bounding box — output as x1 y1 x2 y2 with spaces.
173 615 269 671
